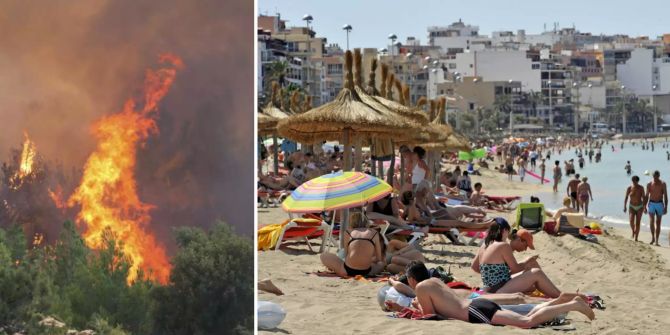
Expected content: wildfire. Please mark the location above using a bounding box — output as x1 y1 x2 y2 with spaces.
67 54 183 284
10 132 37 189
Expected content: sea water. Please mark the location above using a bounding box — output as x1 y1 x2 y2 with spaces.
532 140 670 245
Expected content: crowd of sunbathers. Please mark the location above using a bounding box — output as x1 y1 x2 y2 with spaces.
320 211 596 328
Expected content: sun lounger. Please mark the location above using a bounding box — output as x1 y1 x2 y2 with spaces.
370 220 425 245
258 189 291 208
429 226 488 246
484 195 521 210
273 218 331 252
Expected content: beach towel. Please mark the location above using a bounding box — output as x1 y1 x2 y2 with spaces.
393 307 444 320
308 271 390 282
257 220 290 250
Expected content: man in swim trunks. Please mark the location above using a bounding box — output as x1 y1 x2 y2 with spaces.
577 177 593 217
567 174 581 209
645 170 668 246
625 161 632 176
624 175 646 242
403 261 594 327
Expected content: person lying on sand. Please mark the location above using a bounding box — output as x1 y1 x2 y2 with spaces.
470 183 506 211
385 276 586 311
384 239 425 274
471 219 562 298
258 162 306 190
366 195 429 233
397 261 594 327
401 190 493 231
320 211 385 278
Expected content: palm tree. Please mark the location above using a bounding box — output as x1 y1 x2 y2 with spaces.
529 91 543 117
266 60 289 89
613 100 625 131
493 95 511 129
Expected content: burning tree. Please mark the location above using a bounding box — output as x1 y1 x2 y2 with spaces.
0 133 72 245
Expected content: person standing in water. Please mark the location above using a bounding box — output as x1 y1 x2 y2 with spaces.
577 177 593 217
625 161 632 176
567 174 581 209
645 170 668 246
539 159 546 185
552 161 562 193
624 175 646 242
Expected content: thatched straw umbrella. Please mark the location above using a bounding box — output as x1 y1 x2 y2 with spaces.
277 50 419 168
277 50 421 248
259 82 291 174
355 57 429 181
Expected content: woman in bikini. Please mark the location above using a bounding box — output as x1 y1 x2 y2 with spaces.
320 212 385 278
471 218 562 298
577 177 593 217
624 175 646 241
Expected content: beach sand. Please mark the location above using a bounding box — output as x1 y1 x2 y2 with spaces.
258 167 670 334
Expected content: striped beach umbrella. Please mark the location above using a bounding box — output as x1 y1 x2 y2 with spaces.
282 171 392 213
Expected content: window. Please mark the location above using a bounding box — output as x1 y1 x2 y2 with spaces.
532 64 540 70
469 64 473 68
449 63 456 69
469 103 475 110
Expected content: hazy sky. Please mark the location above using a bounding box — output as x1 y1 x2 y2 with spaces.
258 0 669 49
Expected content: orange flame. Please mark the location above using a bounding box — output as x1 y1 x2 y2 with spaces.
48 186 66 210
18 132 36 177
67 54 183 284
10 132 37 189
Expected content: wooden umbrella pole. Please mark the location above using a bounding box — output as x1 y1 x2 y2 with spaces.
340 127 352 249
400 151 405 188
377 160 383 181
272 133 279 175
354 137 362 172
387 142 395 185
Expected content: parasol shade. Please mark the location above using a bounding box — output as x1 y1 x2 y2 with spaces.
281 171 392 213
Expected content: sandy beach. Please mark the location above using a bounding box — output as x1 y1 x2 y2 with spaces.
258 167 670 334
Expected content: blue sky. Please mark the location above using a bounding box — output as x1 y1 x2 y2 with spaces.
258 0 669 49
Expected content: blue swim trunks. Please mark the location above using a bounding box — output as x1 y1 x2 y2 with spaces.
648 201 665 216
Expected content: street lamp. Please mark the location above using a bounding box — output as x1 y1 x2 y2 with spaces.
342 24 352 50
621 85 627 134
388 34 397 56
302 14 314 105
508 79 515 135
652 84 659 133
547 80 553 129
572 81 580 133
406 52 414 105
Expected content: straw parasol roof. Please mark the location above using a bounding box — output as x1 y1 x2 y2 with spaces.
395 97 451 146
442 133 472 152
358 60 429 125
420 97 466 151
276 50 421 144
258 82 291 136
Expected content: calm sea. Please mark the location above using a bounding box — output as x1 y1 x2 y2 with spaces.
532 140 670 245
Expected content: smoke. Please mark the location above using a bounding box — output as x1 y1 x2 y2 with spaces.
0 0 253 242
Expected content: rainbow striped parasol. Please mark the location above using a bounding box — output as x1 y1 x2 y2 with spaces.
281 171 392 213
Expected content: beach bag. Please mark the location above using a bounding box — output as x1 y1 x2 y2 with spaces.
514 203 545 231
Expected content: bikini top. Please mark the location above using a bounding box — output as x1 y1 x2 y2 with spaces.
346 229 378 248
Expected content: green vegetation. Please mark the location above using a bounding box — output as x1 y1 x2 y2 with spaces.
0 221 253 335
